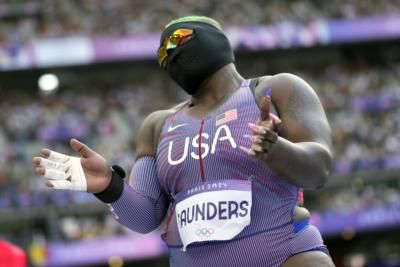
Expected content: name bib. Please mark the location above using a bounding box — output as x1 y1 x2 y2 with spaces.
174 180 252 251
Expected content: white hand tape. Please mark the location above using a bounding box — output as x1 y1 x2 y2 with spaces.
44 169 67 180
42 151 87 191
67 157 87 191
40 158 70 172
48 150 70 163
48 180 75 190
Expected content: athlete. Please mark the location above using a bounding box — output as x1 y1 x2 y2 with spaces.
33 16 335 267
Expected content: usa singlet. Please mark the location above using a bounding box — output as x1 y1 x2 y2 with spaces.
155 79 328 266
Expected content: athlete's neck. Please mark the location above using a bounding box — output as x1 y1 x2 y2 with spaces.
189 64 244 108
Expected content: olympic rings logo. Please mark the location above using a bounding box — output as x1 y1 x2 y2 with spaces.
195 228 215 237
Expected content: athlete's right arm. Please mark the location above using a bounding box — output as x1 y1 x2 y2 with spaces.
32 110 172 234
104 110 171 233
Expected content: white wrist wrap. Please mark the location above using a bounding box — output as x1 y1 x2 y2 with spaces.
40 150 87 191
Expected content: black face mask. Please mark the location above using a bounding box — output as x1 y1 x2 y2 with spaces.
159 21 235 95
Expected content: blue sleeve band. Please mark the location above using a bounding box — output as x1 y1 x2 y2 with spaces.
293 219 309 233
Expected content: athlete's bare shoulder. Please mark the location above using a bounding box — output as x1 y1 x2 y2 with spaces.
251 73 331 147
253 73 317 105
135 101 189 159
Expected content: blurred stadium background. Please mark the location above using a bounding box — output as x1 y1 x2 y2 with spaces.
0 1 400 266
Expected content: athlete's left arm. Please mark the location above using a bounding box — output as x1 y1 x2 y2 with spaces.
253 73 333 190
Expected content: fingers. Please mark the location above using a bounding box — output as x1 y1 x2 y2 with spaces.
240 138 276 159
46 180 74 190
246 131 277 146
239 146 256 157
33 150 71 174
70 138 95 158
32 157 41 165
248 123 267 134
35 166 64 187
242 119 279 158
48 150 70 163
259 87 271 120
37 157 70 172
240 141 276 157
35 166 46 176
259 96 271 121
41 149 51 158
269 113 282 132
43 169 69 180
34 164 70 180
248 123 277 142
33 154 87 191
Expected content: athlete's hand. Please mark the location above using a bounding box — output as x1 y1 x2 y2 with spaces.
32 139 112 193
240 88 281 158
